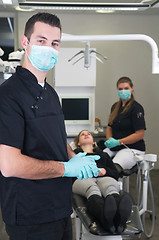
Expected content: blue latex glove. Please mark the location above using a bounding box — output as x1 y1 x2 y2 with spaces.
63 152 101 180
104 137 120 149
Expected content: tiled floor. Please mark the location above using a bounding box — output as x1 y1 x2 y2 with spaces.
0 170 159 240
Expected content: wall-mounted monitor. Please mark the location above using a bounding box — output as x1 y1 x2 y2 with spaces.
61 97 91 125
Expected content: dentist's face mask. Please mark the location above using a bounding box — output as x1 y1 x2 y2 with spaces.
26 41 59 71
118 90 131 100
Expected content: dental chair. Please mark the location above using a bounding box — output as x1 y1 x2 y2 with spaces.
73 193 142 240
72 153 157 240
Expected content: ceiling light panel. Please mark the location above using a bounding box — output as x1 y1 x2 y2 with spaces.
18 0 155 3
19 2 150 11
2 0 12 4
0 0 19 5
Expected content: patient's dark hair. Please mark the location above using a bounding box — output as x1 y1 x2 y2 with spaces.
24 12 62 40
74 130 97 149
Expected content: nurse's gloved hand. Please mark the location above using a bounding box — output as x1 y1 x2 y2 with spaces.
104 137 120 149
63 152 101 180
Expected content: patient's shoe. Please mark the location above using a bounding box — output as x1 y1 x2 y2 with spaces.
104 195 117 233
87 194 111 232
116 193 133 233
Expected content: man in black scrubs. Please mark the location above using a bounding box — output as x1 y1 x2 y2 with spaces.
0 13 100 240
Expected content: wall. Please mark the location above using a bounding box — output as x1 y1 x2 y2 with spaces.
11 11 159 168
54 47 96 135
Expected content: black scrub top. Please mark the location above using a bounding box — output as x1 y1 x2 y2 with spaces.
108 100 146 151
0 67 72 225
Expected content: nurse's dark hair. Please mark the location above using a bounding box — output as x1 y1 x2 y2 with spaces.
116 76 133 88
108 76 134 125
24 12 62 40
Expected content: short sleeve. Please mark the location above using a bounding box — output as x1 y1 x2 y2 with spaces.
131 103 146 131
0 94 24 149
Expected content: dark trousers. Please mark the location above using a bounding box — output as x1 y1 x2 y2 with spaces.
6 217 72 240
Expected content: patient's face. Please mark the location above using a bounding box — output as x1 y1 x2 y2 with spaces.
78 130 94 146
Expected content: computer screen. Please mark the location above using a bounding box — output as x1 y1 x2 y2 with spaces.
61 97 90 124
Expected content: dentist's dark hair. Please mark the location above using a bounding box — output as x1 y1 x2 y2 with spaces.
24 12 62 40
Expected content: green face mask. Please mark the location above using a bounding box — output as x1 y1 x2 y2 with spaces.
27 41 58 71
118 90 131 100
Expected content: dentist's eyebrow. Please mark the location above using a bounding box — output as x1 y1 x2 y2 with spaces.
36 35 60 42
36 35 48 40
53 39 61 43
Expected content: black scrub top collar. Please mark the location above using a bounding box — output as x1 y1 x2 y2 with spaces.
16 66 46 88
119 99 135 114
120 98 132 108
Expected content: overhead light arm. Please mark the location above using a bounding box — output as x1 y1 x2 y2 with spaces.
90 50 107 60
68 50 84 62
62 34 159 74
68 41 107 68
